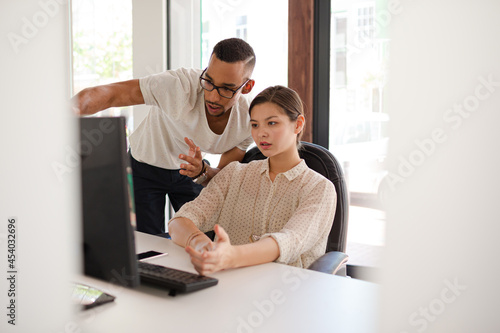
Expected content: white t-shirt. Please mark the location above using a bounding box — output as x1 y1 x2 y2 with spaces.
129 67 253 169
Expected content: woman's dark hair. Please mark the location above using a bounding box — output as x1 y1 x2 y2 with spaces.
249 85 305 144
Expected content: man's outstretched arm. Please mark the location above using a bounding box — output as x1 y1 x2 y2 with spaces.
72 79 145 115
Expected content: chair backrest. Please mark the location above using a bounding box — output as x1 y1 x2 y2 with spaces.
241 141 349 253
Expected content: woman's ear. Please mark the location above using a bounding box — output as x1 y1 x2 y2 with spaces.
295 115 305 134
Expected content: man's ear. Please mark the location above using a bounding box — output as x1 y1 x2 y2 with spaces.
241 79 255 94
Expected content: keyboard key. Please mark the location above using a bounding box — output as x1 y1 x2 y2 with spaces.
137 261 218 296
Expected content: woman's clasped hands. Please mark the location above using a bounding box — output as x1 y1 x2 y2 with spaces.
185 224 235 276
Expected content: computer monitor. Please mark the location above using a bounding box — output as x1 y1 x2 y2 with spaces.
79 116 139 287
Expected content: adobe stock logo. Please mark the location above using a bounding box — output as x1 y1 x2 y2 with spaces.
210 0 244 19
232 268 310 333
384 73 500 192
401 278 467 333
7 0 68 54
347 0 403 59
51 119 116 182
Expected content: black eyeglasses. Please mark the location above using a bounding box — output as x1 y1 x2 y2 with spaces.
199 68 250 99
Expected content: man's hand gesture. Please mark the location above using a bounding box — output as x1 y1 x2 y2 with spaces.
179 137 205 178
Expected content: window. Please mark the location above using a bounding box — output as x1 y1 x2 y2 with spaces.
201 21 211 68
355 3 375 48
333 14 347 87
330 1 390 268
200 0 288 166
235 15 248 40
71 0 133 127
200 0 288 94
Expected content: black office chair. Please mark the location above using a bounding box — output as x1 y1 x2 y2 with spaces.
241 141 349 276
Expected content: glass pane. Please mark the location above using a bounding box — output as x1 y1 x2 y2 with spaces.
72 0 133 127
330 1 390 268
200 0 288 166
200 0 288 95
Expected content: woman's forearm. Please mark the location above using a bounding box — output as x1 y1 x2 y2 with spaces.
168 217 211 249
230 237 280 269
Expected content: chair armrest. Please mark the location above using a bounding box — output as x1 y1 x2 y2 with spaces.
307 251 349 276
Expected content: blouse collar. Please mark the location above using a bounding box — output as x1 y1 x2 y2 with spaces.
259 159 307 181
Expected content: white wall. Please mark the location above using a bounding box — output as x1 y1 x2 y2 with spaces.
380 1 500 332
132 0 168 130
0 0 80 331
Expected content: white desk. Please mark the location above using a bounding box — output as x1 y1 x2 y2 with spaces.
76 232 378 333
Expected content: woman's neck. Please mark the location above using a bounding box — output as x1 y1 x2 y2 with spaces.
268 148 301 176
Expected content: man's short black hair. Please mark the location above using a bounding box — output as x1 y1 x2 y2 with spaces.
212 38 256 72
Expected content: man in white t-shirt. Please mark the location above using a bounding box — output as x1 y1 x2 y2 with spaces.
72 38 256 235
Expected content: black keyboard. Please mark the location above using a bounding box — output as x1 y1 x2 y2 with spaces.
137 261 218 296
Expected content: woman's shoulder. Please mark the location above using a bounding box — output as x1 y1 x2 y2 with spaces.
220 159 266 176
301 165 336 192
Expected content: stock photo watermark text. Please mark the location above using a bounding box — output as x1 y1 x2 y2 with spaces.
385 73 500 190
233 268 310 333
51 118 116 182
7 0 68 54
5 217 18 326
401 277 467 333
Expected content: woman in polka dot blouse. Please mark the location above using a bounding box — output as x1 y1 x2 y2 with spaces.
168 85 337 275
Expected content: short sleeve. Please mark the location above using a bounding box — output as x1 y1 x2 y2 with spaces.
139 68 202 119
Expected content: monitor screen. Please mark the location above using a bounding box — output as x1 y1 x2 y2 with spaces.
79 116 139 287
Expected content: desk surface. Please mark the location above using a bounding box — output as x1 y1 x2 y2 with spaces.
76 232 378 333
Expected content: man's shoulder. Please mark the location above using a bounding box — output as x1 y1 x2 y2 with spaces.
171 67 203 77
147 67 202 81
